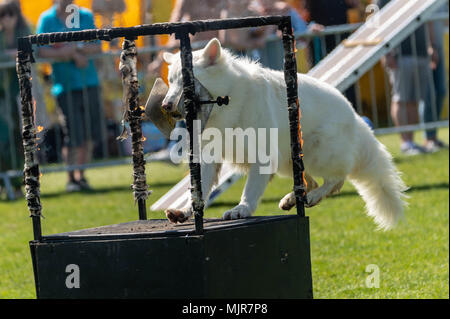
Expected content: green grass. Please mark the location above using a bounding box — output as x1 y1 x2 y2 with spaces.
0 129 448 299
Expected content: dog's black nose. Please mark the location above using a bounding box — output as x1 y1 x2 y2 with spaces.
162 101 173 112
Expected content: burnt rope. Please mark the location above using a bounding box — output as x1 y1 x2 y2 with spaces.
119 38 150 213
16 42 43 240
177 31 204 234
279 20 307 216
23 16 288 45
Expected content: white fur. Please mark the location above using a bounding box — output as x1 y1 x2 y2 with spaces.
162 38 407 230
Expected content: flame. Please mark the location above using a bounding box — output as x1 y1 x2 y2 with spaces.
296 98 307 189
40 173 43 178
297 98 303 149
293 28 298 53
142 136 147 142
37 126 44 133
33 99 37 120
139 105 145 111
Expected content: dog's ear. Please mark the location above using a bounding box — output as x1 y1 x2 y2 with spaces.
202 38 221 66
163 52 175 64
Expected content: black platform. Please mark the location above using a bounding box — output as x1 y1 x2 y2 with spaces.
30 215 313 299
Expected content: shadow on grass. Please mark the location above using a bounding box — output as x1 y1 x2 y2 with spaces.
209 182 449 208
393 150 449 164
328 181 449 198
4 181 448 203
39 181 177 199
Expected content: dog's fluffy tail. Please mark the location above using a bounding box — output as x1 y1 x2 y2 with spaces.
349 119 408 231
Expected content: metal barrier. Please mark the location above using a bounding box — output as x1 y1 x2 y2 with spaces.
1 10 448 200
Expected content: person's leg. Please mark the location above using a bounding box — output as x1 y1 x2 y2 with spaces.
388 56 426 155
424 46 447 146
59 89 87 191
406 101 420 137
74 144 88 181
391 100 426 155
75 87 101 188
86 86 103 159
391 100 415 142
58 91 76 185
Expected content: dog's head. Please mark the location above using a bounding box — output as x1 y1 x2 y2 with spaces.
161 38 223 113
145 38 225 137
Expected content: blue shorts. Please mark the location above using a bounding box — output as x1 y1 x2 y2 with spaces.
387 56 432 103
57 86 102 148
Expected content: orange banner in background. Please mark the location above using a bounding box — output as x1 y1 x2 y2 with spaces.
20 0 145 46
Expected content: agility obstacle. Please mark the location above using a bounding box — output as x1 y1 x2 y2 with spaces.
17 16 312 298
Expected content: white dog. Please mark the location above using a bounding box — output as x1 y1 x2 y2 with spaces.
160 38 407 230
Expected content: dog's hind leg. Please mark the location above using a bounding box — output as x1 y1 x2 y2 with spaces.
279 173 319 211
305 173 319 192
328 180 345 197
306 178 345 207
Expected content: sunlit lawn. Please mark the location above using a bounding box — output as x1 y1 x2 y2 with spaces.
0 129 448 298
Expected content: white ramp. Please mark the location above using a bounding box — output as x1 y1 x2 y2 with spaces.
150 0 446 211
150 164 241 211
309 0 447 92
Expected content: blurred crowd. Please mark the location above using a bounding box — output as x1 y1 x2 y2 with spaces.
0 0 448 196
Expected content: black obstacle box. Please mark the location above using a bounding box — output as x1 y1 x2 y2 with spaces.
17 16 313 298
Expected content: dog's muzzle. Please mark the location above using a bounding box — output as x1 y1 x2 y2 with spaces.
144 77 216 138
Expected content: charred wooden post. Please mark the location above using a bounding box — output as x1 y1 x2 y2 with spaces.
119 37 149 220
28 16 287 45
16 38 42 240
279 18 307 217
176 31 204 234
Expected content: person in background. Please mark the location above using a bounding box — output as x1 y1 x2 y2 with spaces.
305 0 360 61
422 4 448 153
377 0 434 155
146 0 226 162
36 0 102 191
147 0 270 162
147 0 226 76
0 0 31 198
304 0 360 109
250 0 324 70
91 0 126 50
147 0 270 75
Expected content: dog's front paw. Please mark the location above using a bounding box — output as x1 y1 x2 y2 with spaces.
279 192 296 211
223 204 252 220
165 208 192 223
